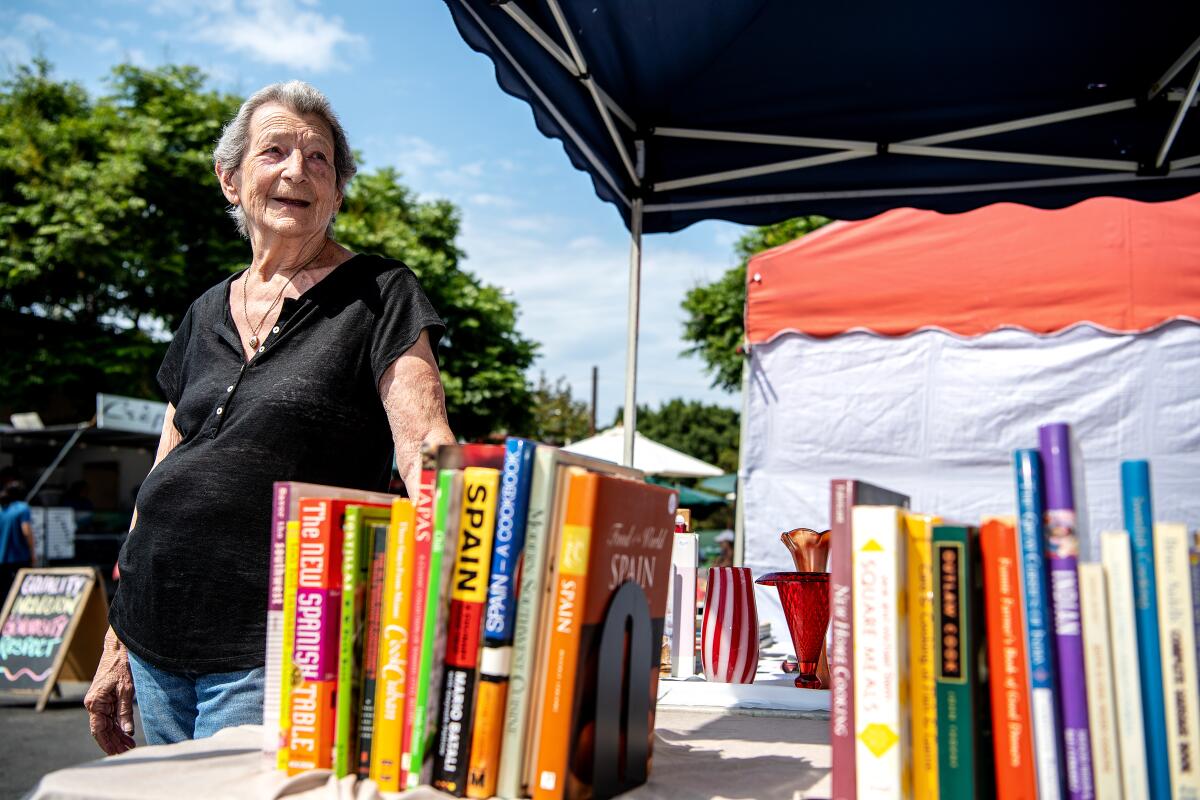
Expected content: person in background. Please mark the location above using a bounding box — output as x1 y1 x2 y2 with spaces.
0 480 37 600
713 529 736 568
83 80 456 755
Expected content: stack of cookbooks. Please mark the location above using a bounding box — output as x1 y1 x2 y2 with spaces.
831 421 1199 800
260 439 680 800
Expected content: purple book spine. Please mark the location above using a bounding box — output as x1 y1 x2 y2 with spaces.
1039 423 1095 800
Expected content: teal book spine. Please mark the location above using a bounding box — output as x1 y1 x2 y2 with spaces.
1123 460 1170 800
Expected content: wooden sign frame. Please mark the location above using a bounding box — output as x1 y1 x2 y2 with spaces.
0 566 108 711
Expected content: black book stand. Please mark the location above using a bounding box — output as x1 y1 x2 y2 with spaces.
591 580 653 800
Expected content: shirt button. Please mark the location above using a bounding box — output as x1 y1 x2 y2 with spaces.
216 407 224 415
226 385 234 393
272 326 280 333
258 345 265 353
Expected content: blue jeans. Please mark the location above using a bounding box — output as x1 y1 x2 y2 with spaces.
127 650 265 745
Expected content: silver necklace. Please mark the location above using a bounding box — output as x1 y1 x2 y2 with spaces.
241 249 323 350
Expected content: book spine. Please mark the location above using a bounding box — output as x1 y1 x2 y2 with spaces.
496 448 557 799
357 522 388 779
264 481 292 755
1122 460 1170 800
1014 449 1064 800
532 472 599 800
434 467 501 796
277 520 301 771
370 500 416 791
1099 530 1150 800
668 531 699 679
399 466 437 780
906 513 940 800
408 469 461 789
1155 522 1200 798
829 479 857 800
935 525 979 799
288 498 342 773
852 505 909 799
1077 563 1121 800
980 518 1038 800
467 439 536 799
334 507 367 777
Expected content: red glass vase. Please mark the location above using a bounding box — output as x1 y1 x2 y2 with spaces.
755 571 830 688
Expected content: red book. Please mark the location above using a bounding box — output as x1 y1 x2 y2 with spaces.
828 479 909 800
399 463 438 784
980 517 1038 799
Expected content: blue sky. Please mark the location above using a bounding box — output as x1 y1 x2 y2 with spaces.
1 0 748 427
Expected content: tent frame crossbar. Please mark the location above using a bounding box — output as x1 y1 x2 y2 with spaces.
1150 33 1200 99
544 0 641 186
1157 55 1200 167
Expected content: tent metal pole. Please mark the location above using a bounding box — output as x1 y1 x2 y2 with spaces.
1173 154 1200 169
622 198 644 467
643 166 1200 214
542 0 640 185
454 0 631 207
497 2 636 131
25 423 90 503
1149 33 1200 99
1157 57 1200 167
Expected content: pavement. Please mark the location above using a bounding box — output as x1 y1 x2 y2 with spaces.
0 683 147 800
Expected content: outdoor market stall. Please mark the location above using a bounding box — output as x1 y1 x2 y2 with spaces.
740 193 1200 636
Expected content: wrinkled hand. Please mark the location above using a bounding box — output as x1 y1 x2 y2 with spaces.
83 627 137 755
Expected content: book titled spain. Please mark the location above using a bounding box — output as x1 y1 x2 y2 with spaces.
1155 521 1200 798
433 466 501 796
1039 423 1094 800
829 479 910 800
1123 459 1171 800
467 438 537 799
1014 449 1064 800
980 516 1037 800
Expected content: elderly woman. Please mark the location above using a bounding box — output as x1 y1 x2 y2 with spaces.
83 81 455 754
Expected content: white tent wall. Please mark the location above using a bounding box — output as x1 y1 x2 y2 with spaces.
741 320 1200 647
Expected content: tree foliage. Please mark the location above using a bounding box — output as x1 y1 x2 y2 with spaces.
0 60 536 439
524 373 591 446
614 398 740 474
680 216 830 393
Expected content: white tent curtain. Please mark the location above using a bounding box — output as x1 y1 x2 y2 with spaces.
740 321 1200 645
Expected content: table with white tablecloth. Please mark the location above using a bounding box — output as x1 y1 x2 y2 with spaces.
27 706 832 800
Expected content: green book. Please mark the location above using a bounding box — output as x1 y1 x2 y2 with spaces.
333 504 394 778
933 524 992 800
406 468 464 788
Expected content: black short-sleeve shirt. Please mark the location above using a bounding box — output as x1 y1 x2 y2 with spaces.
110 253 444 672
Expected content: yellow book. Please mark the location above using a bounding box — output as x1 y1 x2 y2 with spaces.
276 521 301 771
369 498 416 791
905 513 940 800
1155 521 1200 798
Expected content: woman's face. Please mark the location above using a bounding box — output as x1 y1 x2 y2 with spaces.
220 102 342 243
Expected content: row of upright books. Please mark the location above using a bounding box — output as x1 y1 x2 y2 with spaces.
831 421 1200 800
260 439 680 799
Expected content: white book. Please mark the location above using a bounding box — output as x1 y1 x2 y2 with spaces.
1155 522 1200 799
668 531 698 678
852 505 910 799
1078 563 1122 800
1099 530 1150 800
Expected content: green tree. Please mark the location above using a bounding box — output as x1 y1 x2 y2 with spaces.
681 216 830 392
524 373 591 446
613 398 740 474
0 60 537 439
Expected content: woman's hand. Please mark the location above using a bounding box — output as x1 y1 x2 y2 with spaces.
83 627 137 755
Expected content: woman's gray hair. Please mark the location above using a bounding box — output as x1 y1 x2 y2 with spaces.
213 81 357 238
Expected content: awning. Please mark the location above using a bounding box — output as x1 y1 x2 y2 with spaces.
745 193 1200 342
444 1 1200 234
562 427 723 478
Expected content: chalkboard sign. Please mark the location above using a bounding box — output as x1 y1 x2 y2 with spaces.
0 567 108 710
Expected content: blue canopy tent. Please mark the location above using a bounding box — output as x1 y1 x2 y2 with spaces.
442 0 1200 463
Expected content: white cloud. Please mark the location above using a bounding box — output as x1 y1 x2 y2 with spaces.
467 193 515 209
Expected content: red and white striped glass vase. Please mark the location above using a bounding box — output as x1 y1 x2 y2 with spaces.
700 566 759 683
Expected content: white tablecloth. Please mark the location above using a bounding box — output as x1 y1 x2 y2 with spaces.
27 708 832 800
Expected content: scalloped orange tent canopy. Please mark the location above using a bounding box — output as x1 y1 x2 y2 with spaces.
745 193 1200 343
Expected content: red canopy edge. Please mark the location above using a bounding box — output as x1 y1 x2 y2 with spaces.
745 194 1200 343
